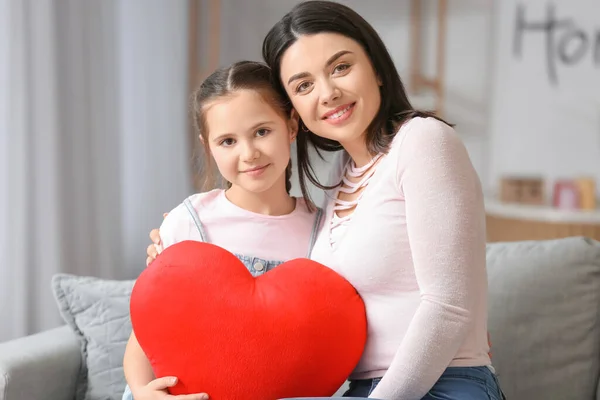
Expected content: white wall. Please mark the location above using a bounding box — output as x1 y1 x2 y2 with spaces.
488 0 600 198
442 1 495 189
215 0 494 201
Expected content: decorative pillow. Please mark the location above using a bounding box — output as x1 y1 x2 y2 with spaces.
52 273 134 400
130 240 367 400
487 237 600 400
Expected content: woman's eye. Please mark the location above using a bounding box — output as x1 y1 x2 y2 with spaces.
256 128 270 137
296 81 312 93
333 63 350 74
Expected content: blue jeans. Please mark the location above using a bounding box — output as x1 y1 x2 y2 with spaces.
343 366 505 399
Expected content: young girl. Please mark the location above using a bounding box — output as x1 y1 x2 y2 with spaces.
122 60 322 400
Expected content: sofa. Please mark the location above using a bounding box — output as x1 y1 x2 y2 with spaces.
1 236 600 400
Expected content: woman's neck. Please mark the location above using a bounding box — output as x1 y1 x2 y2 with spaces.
340 136 374 168
225 178 296 216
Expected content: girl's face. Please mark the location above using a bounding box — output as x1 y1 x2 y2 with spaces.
279 32 381 147
204 89 297 195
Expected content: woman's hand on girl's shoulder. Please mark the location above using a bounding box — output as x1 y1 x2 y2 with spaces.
146 213 167 266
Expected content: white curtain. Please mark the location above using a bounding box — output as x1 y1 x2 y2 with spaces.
0 0 192 342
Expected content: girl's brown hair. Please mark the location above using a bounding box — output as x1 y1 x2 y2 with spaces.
192 61 294 194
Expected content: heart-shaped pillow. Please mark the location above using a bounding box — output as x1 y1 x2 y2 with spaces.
130 240 367 400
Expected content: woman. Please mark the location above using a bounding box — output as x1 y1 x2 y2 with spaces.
148 2 503 399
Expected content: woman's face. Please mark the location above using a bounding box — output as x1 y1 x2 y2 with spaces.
279 32 381 147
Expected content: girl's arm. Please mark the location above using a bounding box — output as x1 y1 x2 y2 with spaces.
123 333 208 399
126 205 209 399
123 332 157 393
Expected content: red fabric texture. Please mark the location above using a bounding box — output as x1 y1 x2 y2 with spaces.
130 240 367 400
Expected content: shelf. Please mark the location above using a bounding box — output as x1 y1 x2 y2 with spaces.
485 198 600 224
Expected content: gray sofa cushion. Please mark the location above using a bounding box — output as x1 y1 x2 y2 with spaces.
52 274 134 400
487 237 600 400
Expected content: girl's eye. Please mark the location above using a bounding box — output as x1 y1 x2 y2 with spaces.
333 63 350 74
220 138 235 146
256 128 270 137
296 81 312 93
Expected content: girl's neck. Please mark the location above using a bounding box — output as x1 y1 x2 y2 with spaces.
225 178 296 216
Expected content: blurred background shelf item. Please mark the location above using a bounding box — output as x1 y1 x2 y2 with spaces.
485 198 600 242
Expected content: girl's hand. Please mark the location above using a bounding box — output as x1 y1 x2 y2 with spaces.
132 376 208 400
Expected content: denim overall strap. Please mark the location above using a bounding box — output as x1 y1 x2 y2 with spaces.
183 197 208 242
307 207 323 258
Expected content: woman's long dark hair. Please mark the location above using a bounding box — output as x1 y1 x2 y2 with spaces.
262 0 450 205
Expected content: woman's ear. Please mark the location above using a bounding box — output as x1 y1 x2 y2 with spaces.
288 109 299 142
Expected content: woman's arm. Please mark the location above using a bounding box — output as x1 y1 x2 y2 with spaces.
370 119 486 399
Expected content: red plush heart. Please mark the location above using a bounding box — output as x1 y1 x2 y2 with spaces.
130 240 367 400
